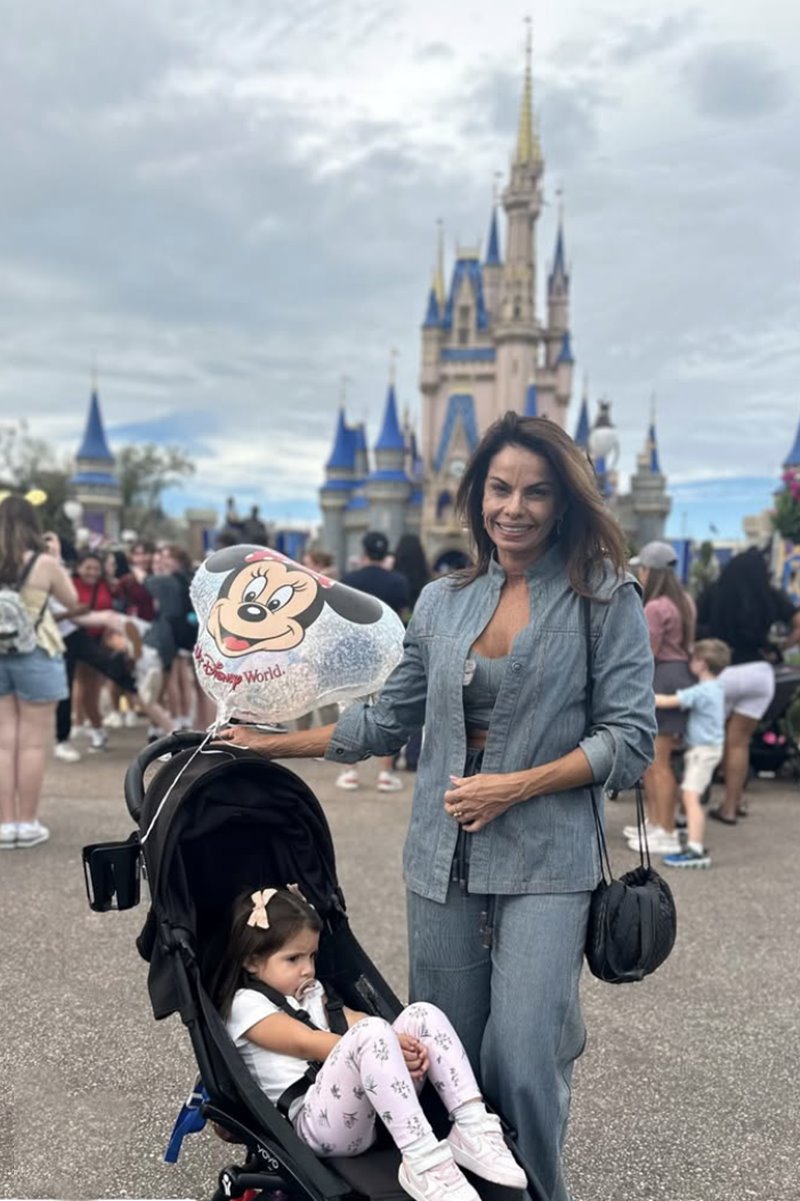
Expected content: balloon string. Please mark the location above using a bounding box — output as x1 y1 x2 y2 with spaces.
140 720 231 846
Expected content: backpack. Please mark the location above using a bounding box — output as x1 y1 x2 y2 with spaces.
0 554 43 655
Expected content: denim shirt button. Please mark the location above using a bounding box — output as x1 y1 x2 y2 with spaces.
511 661 522 672
335 748 345 755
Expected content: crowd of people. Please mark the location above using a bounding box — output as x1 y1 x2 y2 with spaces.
2 411 797 1201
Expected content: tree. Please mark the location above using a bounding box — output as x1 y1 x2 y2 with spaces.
117 443 196 533
689 540 719 598
0 423 74 539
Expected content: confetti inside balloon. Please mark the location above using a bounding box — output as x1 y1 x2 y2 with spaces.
191 545 406 724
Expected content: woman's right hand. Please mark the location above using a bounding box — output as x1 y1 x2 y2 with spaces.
217 727 284 757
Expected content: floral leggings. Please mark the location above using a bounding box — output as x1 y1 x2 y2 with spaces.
293 1002 480 1157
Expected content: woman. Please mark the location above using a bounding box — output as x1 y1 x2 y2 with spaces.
0 496 78 848
394 532 431 614
629 541 696 854
223 413 655 1201
697 548 800 822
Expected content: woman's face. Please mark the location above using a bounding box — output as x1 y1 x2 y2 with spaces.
131 545 152 574
637 565 650 588
482 445 562 562
103 552 117 578
76 556 102 585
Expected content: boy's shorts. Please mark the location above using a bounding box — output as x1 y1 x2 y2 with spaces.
682 744 723 794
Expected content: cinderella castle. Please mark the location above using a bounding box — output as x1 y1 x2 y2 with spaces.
320 36 670 571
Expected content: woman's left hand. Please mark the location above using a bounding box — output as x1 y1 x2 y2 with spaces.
444 771 530 832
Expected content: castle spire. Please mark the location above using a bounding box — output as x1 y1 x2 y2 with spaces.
76 385 114 463
434 219 446 308
485 206 501 266
574 386 590 449
515 17 541 167
550 189 568 286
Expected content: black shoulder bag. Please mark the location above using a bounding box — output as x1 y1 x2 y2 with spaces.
582 596 677 984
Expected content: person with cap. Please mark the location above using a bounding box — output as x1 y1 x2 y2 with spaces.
628 540 696 854
336 532 411 792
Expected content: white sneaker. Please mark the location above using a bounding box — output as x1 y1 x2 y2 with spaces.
378 770 403 792
335 769 360 791
88 728 109 753
399 1141 479 1201
0 822 18 849
622 818 657 841
16 820 50 848
124 709 139 728
627 829 680 855
54 741 81 763
102 710 124 728
447 1115 527 1189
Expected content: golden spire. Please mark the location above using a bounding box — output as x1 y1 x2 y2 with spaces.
434 219 446 307
515 16 541 167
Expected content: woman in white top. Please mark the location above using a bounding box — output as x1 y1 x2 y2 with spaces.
0 496 78 848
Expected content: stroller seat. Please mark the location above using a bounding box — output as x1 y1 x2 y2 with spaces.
84 731 532 1201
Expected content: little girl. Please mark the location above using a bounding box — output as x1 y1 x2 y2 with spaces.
217 887 526 1201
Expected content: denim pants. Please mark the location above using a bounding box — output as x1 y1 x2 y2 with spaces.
407 884 591 1201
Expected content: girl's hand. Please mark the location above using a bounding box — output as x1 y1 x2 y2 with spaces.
444 771 531 833
397 1033 428 1080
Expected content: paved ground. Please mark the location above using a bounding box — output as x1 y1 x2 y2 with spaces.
1 728 799 1201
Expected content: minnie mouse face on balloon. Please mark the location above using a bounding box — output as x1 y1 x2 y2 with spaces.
204 546 382 657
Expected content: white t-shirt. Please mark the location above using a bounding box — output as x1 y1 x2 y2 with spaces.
226 980 330 1120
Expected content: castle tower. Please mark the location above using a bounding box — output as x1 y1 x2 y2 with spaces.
71 385 121 540
483 203 503 321
628 412 671 545
524 380 538 417
546 202 570 367
494 24 544 415
364 375 411 551
573 382 590 449
320 407 358 571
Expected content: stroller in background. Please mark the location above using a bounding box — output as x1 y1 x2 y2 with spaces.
748 665 800 780
83 731 535 1201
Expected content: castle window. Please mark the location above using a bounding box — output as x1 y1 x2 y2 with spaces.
457 305 470 346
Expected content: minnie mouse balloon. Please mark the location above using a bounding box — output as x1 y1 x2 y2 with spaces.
191 545 406 724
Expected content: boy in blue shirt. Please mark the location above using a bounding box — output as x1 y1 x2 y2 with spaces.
655 638 731 868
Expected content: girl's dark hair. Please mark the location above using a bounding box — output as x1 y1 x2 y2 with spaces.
131 539 156 556
643 567 695 652
163 543 193 575
453 412 626 595
77 550 103 567
393 533 430 610
0 496 44 585
213 887 322 1018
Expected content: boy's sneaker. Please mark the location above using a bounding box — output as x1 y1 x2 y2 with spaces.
16 820 50 848
0 822 18 849
663 846 711 869
378 770 403 792
622 818 657 841
102 710 123 728
335 769 360 791
399 1141 479 1201
447 1114 527 1189
54 741 81 763
88 728 108 753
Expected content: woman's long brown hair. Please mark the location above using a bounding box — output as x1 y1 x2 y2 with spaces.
453 412 627 596
643 567 695 652
0 496 44 586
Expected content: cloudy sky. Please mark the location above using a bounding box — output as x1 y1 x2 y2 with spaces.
1 0 798 537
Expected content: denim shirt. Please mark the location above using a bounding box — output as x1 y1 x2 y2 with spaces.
327 545 656 903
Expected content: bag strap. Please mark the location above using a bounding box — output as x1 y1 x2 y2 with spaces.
581 596 651 875
16 552 39 590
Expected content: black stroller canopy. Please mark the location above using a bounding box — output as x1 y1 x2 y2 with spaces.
136 743 343 1020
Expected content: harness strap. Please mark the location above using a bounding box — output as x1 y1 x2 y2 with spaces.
243 975 348 1116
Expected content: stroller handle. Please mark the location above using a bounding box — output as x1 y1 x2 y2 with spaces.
124 730 208 822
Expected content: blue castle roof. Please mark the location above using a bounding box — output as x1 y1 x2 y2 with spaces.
549 223 567 288
648 422 662 474
574 397 590 448
375 383 405 452
423 287 441 328
523 383 538 417
434 394 479 473
557 330 574 365
784 415 800 468
76 390 114 462
442 256 489 332
326 408 357 472
485 209 501 267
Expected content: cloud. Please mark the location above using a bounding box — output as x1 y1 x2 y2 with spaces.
683 42 792 120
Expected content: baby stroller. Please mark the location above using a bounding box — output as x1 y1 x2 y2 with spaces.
749 666 800 780
82 731 533 1201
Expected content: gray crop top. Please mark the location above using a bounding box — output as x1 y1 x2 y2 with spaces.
462 653 509 730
